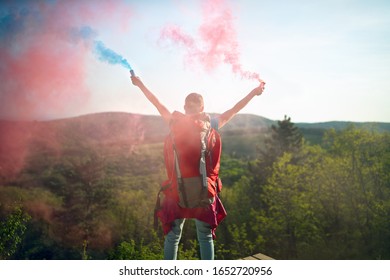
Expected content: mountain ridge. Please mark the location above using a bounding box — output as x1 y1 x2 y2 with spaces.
1 112 389 148
1 112 389 178
2 111 389 130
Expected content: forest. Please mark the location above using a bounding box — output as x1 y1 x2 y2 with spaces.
1 113 389 260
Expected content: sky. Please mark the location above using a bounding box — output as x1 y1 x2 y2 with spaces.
0 0 389 123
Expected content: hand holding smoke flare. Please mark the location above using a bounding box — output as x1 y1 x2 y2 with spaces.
257 80 266 95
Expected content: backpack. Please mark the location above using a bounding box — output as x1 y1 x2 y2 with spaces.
160 111 222 209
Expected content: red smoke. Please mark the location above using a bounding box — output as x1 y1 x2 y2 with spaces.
1 39 90 120
0 1 133 178
0 0 133 121
160 0 260 80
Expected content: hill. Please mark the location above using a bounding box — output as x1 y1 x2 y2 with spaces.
1 112 389 178
295 121 390 145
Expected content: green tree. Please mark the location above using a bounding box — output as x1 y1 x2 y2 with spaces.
251 127 390 259
252 147 324 259
250 115 303 190
108 231 163 260
260 115 303 163
322 127 390 259
52 150 116 259
221 116 306 259
0 206 31 259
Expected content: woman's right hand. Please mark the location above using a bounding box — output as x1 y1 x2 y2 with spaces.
253 80 266 96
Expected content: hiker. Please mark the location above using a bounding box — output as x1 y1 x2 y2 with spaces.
131 74 266 260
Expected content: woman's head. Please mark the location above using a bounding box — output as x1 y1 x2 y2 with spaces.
184 92 204 114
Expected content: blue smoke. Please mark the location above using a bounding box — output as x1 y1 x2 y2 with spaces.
70 26 132 70
69 26 97 43
1 4 133 70
93 40 132 70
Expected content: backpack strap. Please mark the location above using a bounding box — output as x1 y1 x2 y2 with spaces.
199 124 211 189
171 134 190 208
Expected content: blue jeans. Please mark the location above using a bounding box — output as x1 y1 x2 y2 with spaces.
164 219 214 260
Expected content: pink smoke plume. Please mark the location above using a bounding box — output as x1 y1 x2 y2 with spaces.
0 0 133 121
0 1 133 178
160 0 260 81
